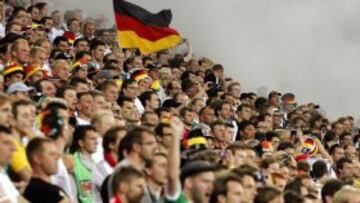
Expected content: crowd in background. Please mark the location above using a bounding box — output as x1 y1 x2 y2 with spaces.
0 0 360 203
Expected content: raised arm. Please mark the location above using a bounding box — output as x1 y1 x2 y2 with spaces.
166 116 184 196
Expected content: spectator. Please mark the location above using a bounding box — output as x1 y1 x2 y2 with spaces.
82 20 96 41
98 126 127 175
76 91 94 125
143 152 168 202
233 168 258 203
333 186 360 203
139 90 160 112
24 137 70 203
155 122 172 154
70 125 104 203
11 38 30 65
141 111 159 130
90 40 106 69
175 160 215 203
321 179 344 203
103 127 157 201
254 186 283 203
111 166 146 203
199 106 217 136
117 96 140 125
73 38 90 53
0 125 25 202
210 173 244 203
336 157 353 180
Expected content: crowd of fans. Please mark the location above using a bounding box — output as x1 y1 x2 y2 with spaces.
0 1 360 203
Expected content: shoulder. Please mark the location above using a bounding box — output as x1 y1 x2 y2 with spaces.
25 178 66 202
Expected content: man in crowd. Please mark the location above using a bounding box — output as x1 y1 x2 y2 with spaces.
71 125 104 203
111 166 146 203
139 91 160 113
0 125 25 203
210 174 244 203
76 91 94 125
24 137 70 203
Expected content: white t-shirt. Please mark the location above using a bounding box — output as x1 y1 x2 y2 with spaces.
135 98 144 115
0 168 19 203
76 116 91 126
92 137 104 164
51 159 77 202
96 159 114 177
49 27 65 43
0 24 5 39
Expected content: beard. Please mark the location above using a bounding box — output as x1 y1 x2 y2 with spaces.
128 192 144 203
153 176 167 186
140 151 153 163
191 188 206 203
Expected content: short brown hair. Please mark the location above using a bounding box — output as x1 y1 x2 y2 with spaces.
12 100 34 119
111 166 144 194
211 173 242 202
26 137 53 165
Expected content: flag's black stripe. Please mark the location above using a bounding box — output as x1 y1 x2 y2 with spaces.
113 0 172 27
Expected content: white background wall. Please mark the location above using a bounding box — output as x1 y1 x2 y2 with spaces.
51 0 360 121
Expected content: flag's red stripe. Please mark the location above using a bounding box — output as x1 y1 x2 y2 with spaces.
115 13 179 42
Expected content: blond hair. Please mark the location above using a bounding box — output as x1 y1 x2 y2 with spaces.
333 186 360 203
0 93 12 107
91 110 114 126
30 47 45 58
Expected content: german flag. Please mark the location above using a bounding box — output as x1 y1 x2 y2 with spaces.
113 0 181 54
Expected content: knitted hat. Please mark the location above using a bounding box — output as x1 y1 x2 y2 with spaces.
71 57 89 72
295 153 310 162
186 128 207 151
38 107 64 139
130 69 151 82
261 141 274 153
23 65 42 81
62 31 76 45
282 93 296 105
3 62 23 77
302 137 319 156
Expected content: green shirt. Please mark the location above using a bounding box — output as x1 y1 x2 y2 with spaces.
164 192 188 203
73 152 95 203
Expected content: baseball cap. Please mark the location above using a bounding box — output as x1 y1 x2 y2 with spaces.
268 91 281 99
96 70 113 80
6 82 34 94
281 93 296 104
